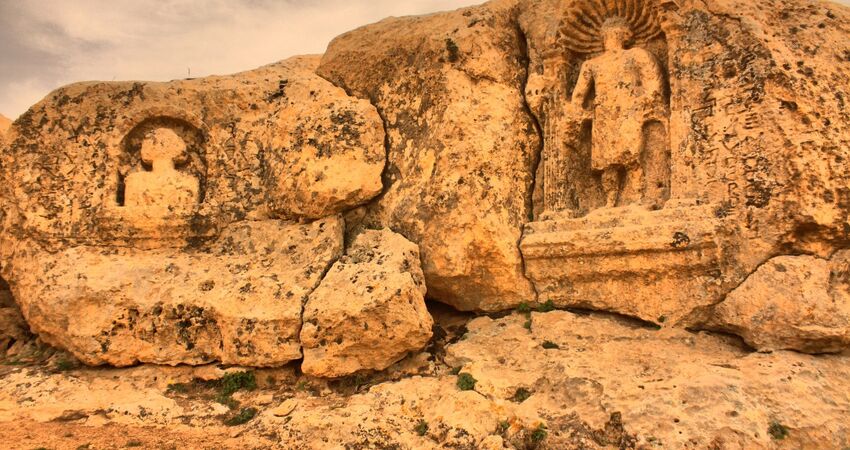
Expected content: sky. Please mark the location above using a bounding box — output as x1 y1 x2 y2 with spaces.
1 0 849 119
0 0 482 119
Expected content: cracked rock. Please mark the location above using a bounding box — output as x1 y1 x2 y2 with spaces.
301 229 433 377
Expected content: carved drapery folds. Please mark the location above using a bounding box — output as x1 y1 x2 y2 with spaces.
521 0 726 326
531 0 672 218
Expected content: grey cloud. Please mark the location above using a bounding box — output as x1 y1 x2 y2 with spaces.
0 0 482 118
1 0 850 118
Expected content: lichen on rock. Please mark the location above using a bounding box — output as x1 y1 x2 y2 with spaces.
301 229 433 377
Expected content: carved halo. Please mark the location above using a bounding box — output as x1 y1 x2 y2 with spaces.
558 0 663 54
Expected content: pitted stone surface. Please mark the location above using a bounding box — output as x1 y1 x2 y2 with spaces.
3 218 343 367
707 252 850 353
301 229 432 377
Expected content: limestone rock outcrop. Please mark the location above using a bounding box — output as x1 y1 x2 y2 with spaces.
315 0 850 324
516 0 850 328
706 252 850 353
0 114 10 142
0 56 384 367
1 0 850 368
301 229 432 377
318 3 539 311
4 218 343 366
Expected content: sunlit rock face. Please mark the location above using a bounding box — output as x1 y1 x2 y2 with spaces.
317 0 850 332
301 229 432 378
0 56 384 366
2 0 850 368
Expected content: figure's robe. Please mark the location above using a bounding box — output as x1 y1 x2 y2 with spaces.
573 47 666 171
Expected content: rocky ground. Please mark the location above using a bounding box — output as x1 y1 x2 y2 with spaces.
1 303 848 450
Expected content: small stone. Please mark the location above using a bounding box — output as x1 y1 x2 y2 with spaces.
270 399 298 417
255 394 275 406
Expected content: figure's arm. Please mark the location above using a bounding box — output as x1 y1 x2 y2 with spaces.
638 51 665 101
571 62 593 107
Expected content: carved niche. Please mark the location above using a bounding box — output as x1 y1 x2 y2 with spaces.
116 117 206 216
534 0 672 218
101 116 211 242
520 0 727 326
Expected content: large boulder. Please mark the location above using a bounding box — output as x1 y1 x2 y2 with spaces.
301 229 433 377
706 252 850 353
318 2 539 311
0 56 383 366
317 0 850 322
4 218 343 366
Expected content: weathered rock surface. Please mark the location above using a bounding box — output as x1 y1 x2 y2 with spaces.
442 311 850 449
516 0 850 328
2 310 849 449
301 229 432 377
318 2 539 311
707 252 850 353
3 217 343 367
0 55 383 245
312 0 850 323
0 114 10 142
0 56 384 366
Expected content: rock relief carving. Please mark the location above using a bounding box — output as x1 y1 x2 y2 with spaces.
534 0 672 218
123 127 199 216
96 116 211 243
521 0 725 326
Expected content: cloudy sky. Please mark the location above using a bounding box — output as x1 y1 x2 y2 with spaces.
1 0 849 119
0 0 483 118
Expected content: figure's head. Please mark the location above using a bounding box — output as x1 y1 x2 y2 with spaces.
601 17 633 51
141 128 187 166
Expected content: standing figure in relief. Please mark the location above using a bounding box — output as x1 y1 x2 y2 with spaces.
570 17 666 208
124 127 199 216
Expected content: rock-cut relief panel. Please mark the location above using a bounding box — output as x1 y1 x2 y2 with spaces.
530 0 672 218
521 0 724 326
103 116 211 242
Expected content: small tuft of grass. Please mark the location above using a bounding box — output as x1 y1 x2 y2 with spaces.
536 300 556 313
215 371 257 409
215 393 239 409
768 421 789 440
54 359 75 372
445 38 460 63
414 419 429 436
541 340 560 350
220 371 257 397
224 407 258 426
497 420 510 434
531 423 548 443
166 383 189 394
449 366 462 375
657 315 667 324
512 387 532 403
457 373 477 391
517 302 532 314
523 319 532 331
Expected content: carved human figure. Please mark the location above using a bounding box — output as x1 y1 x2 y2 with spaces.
570 17 666 208
123 127 199 215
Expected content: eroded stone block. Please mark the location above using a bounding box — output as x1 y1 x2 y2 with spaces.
301 229 432 377
4 218 343 366
706 252 850 353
